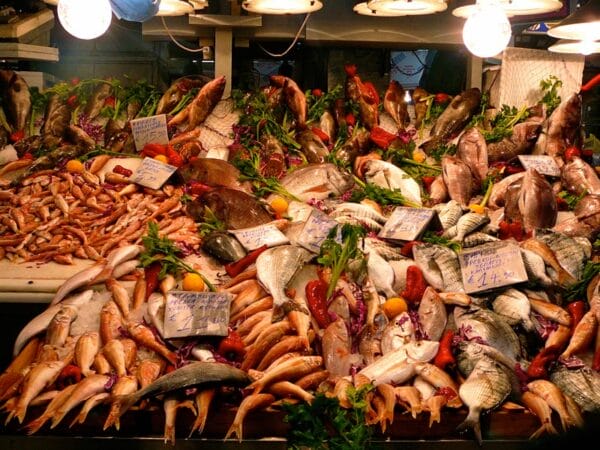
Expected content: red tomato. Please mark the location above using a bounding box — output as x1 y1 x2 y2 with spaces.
104 96 116 108
70 77 80 86
66 94 78 108
564 146 581 161
9 130 24 143
345 113 356 127
434 93 451 104
311 88 323 97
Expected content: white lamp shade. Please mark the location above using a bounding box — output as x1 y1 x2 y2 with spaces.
242 0 323 14
548 39 600 55
157 0 194 16
353 2 401 16
57 0 113 40
366 0 447 15
453 0 561 18
548 1 600 41
463 2 512 58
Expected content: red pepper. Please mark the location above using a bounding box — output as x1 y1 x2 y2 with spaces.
113 165 133 177
21 152 33 160
362 81 380 105
104 96 116 108
422 176 436 192
311 126 330 144
305 279 331 328
434 93 451 104
144 262 162 300
311 88 323 97
593 345 600 371
141 143 167 158
370 126 397 150
400 241 420 258
217 328 246 361
70 77 80 86
344 64 358 77
66 94 78 108
400 265 427 304
56 364 82 389
527 345 559 380
564 146 581 161
555 195 569 211
165 145 184 167
187 181 213 196
345 113 356 127
9 129 24 143
434 330 456 370
567 301 587 336
224 245 268 278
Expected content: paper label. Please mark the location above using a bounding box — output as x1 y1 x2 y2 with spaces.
130 114 169 151
230 224 289 251
296 209 340 253
163 291 232 339
379 207 438 242
130 157 177 190
459 242 528 294
518 155 561 177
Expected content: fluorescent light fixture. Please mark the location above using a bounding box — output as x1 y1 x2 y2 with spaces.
156 0 194 16
242 0 323 14
365 0 447 15
548 1 600 41
462 0 511 58
548 38 600 55
57 0 112 39
453 0 561 18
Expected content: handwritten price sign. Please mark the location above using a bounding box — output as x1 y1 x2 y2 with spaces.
131 114 169 151
379 207 438 242
163 291 232 339
130 157 177 190
518 155 561 177
459 242 528 294
230 224 289 251
296 209 340 253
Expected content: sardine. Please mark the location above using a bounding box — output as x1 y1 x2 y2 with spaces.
255 245 313 322
442 156 475 207
456 127 488 183
104 362 250 430
383 80 409 129
534 93 581 157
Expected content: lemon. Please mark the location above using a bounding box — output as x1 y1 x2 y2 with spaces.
154 154 169 164
182 272 205 291
412 150 426 163
469 204 485 214
65 159 84 173
382 296 408 319
269 196 289 214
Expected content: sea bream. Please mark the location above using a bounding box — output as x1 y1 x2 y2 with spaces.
518 168 557 232
456 127 488 184
441 156 475 207
383 80 409 130
561 156 600 197
0 69 31 133
412 243 464 292
277 163 354 202
534 93 581 157
363 159 422 206
255 245 313 322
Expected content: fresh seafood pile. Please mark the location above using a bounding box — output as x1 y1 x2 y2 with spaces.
0 66 600 447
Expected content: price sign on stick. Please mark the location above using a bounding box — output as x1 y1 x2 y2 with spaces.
379 207 440 242
130 157 177 190
230 224 289 251
164 291 232 339
131 114 169 151
518 155 561 177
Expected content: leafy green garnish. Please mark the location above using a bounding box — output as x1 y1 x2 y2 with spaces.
584 134 600 154
557 190 586 210
350 177 421 208
467 92 489 129
140 222 215 291
197 206 225 237
422 230 462 253
318 223 366 299
428 142 457 163
169 88 199 116
283 384 375 450
540 75 562 115
29 87 48 136
232 152 297 200
562 261 600 302
306 85 343 124
482 105 530 143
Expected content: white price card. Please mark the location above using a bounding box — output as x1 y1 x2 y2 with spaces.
130 157 178 190
131 114 169 151
163 291 232 339
379 207 439 242
296 209 340 254
518 155 561 177
459 241 528 294
230 224 289 251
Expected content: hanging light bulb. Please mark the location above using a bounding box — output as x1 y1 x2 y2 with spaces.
242 0 323 15
57 0 113 40
365 0 447 15
462 0 511 58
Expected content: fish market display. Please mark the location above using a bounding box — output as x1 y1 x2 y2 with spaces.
0 66 600 448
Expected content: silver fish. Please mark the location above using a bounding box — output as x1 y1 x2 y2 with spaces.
442 155 475 207
443 212 490 242
456 340 517 379
412 243 464 292
417 287 447 341
322 318 361 379
463 232 499 248
367 250 397 298
256 245 313 322
278 163 354 202
561 156 600 197
364 159 422 206
534 93 581 157
520 248 553 287
456 127 488 183
518 168 557 232
381 312 415 355
363 237 408 261
550 365 600 413
46 305 78 347
492 288 535 331
330 202 387 224
535 230 587 281
433 200 464 230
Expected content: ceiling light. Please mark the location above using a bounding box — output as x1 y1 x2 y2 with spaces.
157 0 194 16
57 0 113 40
353 2 403 16
548 1 600 41
242 0 323 15
365 0 447 15
453 0 561 18
462 0 512 58
548 38 600 55
188 0 208 9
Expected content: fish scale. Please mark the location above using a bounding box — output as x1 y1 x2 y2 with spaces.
536 231 587 280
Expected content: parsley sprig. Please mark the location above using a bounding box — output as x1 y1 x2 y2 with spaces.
306 85 343 124
232 153 298 200
562 261 600 302
482 105 530 143
140 222 215 291
540 75 562 115
350 177 421 208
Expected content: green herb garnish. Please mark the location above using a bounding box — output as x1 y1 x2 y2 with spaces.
197 206 225 237
557 190 586 210
350 177 421 208
422 230 462 253
232 152 297 200
283 384 375 450
318 223 366 299
428 143 457 163
306 85 343 124
563 261 600 302
140 221 215 291
540 75 562 115
482 105 530 143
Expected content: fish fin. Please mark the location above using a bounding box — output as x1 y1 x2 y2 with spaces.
22 414 50 435
88 265 113 287
103 395 136 431
456 409 483 446
529 422 558 440
224 421 243 443
557 268 576 287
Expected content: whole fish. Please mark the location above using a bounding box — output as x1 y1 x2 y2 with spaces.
442 212 490 242
224 393 275 442
75 331 100 377
534 93 581 157
168 76 226 131
492 288 534 331
297 129 329 163
277 163 354 202
380 312 415 355
550 365 600 413
520 248 554 287
442 155 475 207
488 172 526 209
428 175 448 205
344 67 378 130
457 356 512 444
367 251 397 298
521 391 559 439
0 69 31 133
178 157 253 193
417 287 447 341
84 82 112 120
364 159 422 206
249 355 323 394
455 340 517 379
333 128 370 166
14 290 94 356
412 87 429 129
45 305 77 347
433 200 464 230
156 75 209 115
319 109 337 141
412 243 464 292
42 94 70 144
271 75 307 129
104 362 250 430
535 230 588 282
383 80 409 129
487 120 542 163
561 156 600 197
518 168 557 232
456 127 488 183
322 318 360 379
255 245 312 322
201 231 246 263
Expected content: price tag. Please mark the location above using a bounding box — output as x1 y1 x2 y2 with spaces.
130 114 169 151
130 157 178 189
296 209 340 253
459 242 528 294
163 291 232 339
378 207 439 242
230 224 289 251
518 155 561 177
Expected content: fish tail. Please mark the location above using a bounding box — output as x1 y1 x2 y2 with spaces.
529 422 558 440
69 411 84 428
49 410 68 429
164 424 175 445
428 410 441 428
224 420 243 443
456 410 483 446
15 405 27 424
556 268 576 287
22 414 49 435
103 395 136 431
271 303 286 323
